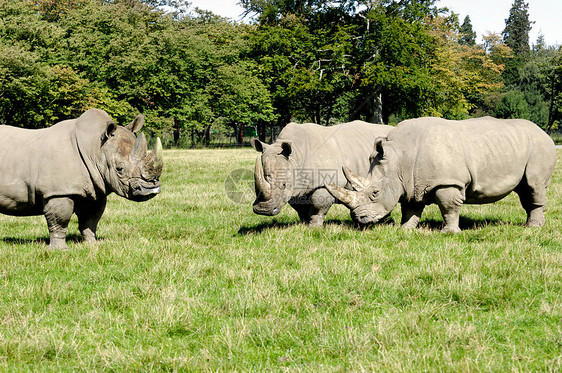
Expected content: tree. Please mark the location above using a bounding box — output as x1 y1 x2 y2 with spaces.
502 0 532 57
0 0 92 127
495 90 530 119
502 0 533 87
244 0 445 125
423 17 508 118
545 48 562 132
459 15 476 46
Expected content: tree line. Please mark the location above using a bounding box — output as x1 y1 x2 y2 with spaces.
0 0 560 146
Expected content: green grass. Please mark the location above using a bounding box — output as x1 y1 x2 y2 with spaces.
0 148 560 371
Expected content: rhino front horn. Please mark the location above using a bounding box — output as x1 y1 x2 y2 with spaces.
254 156 271 199
342 166 368 192
325 183 361 210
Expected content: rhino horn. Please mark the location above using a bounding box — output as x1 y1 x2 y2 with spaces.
153 137 163 170
325 183 361 210
342 166 368 192
254 156 272 199
140 137 163 180
132 132 148 162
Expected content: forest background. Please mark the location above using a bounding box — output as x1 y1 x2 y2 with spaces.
1 0 561 147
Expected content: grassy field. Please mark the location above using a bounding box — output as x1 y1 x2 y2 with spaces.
0 148 560 371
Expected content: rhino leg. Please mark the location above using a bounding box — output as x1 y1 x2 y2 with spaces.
515 180 547 227
290 200 312 224
75 197 107 243
308 189 335 227
400 202 425 229
43 197 75 250
290 189 334 227
434 187 464 233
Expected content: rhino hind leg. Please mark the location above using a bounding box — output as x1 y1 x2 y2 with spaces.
515 177 547 227
434 187 464 233
75 197 107 243
43 197 75 249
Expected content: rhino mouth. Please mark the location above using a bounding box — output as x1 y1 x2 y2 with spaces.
253 199 281 216
130 179 161 201
351 208 383 226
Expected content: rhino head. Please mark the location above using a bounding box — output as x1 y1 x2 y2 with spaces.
101 114 163 201
251 138 295 216
75 109 163 201
325 138 402 224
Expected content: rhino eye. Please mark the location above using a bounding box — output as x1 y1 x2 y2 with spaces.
369 190 380 201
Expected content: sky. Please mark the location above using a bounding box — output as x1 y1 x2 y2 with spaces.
187 0 561 46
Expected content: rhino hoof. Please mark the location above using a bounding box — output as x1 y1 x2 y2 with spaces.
441 226 461 234
525 220 545 228
49 243 70 250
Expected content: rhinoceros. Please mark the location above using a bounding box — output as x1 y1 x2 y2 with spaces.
0 108 163 249
326 117 556 232
251 120 392 226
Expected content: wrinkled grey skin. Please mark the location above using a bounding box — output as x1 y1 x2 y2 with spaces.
252 121 392 226
0 108 163 249
326 117 556 232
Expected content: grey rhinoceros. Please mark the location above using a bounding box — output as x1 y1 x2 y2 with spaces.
251 120 392 226
326 117 556 232
0 108 163 249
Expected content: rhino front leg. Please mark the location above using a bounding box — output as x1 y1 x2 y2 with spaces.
434 187 464 233
400 202 425 229
76 197 107 243
289 189 334 227
308 189 335 227
290 199 313 224
43 197 75 249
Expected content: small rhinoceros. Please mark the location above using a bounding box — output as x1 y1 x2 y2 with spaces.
251 120 392 226
0 108 163 249
326 117 556 232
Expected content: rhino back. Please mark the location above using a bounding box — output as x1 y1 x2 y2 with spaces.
393 117 555 203
277 121 391 190
0 122 93 215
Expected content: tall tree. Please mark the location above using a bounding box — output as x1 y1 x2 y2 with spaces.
545 48 562 132
502 0 533 57
502 0 533 88
459 15 476 46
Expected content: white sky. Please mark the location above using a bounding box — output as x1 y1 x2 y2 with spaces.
440 0 561 46
187 0 561 46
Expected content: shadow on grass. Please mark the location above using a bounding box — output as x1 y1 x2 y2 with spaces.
239 215 511 235
1 233 84 246
418 216 507 231
238 220 297 235
239 217 396 234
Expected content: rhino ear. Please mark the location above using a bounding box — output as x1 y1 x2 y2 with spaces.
374 137 397 161
101 122 117 144
251 138 268 153
126 114 145 133
374 137 386 156
280 140 292 158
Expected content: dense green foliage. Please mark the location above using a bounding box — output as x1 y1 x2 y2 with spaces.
0 0 560 144
459 16 476 46
0 148 560 370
